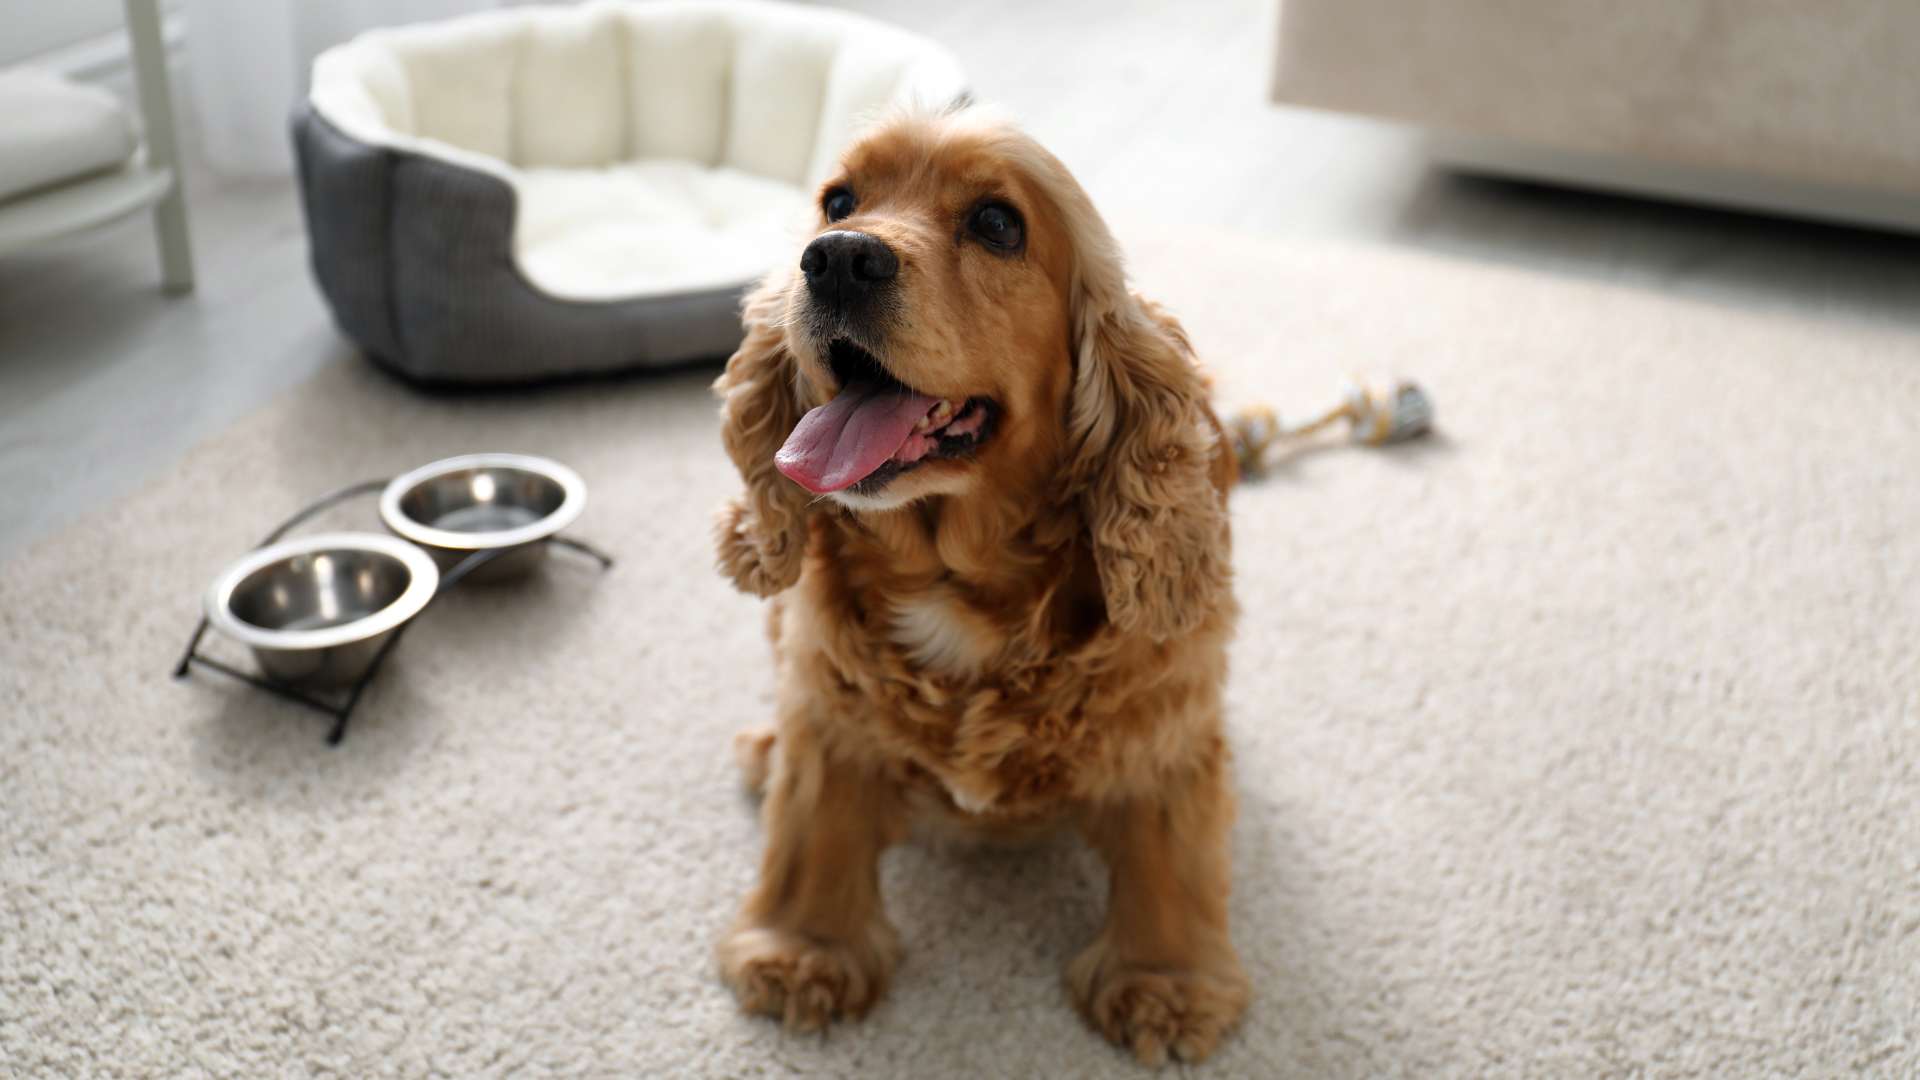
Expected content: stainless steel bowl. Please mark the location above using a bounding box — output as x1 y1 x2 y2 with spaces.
378 454 586 579
203 532 440 687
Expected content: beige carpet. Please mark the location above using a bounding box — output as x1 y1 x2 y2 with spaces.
4 220 1917 1078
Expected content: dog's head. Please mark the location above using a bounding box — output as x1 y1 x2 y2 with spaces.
715 107 1229 640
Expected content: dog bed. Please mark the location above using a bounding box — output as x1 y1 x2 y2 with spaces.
294 0 965 383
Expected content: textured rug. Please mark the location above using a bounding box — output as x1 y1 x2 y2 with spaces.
4 220 1917 1079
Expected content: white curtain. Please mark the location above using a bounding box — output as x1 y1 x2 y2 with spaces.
183 0 544 175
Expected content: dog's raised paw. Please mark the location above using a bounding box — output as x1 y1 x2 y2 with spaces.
1069 956 1249 1064
719 926 893 1031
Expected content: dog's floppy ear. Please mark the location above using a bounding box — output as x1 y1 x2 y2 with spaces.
1064 271 1231 642
714 274 814 597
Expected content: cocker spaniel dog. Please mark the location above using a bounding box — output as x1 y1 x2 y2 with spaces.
711 106 1245 1064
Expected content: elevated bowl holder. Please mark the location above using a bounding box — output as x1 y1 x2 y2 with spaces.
172 474 613 744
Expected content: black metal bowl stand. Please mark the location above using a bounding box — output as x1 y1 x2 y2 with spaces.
172 478 612 745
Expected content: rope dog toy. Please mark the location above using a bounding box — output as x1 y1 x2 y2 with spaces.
1231 376 1435 480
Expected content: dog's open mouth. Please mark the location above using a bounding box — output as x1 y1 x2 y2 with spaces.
775 339 995 495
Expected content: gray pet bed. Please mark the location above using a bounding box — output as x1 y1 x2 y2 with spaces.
293 105 749 383
293 0 965 384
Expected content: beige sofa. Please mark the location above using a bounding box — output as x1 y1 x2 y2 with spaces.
1271 0 1920 233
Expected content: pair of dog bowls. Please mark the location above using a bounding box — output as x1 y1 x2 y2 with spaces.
201 454 585 687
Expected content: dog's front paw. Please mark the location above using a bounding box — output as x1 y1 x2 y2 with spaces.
1067 944 1249 1064
719 925 897 1031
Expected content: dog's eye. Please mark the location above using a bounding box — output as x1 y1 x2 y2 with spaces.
823 188 856 222
970 202 1023 250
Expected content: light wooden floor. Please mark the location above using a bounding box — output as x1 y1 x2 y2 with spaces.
4 0 1918 563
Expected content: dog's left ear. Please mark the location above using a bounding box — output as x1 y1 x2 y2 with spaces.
714 273 815 597
1065 283 1232 642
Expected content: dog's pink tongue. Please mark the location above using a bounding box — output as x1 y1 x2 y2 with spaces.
776 381 941 494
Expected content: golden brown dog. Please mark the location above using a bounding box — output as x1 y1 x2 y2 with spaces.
711 105 1245 1064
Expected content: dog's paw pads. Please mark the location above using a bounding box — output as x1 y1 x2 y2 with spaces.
719 927 889 1031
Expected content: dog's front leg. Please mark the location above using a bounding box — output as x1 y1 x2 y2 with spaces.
719 719 906 1030
1069 748 1250 1064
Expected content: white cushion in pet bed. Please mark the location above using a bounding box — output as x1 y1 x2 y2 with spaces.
511 161 808 302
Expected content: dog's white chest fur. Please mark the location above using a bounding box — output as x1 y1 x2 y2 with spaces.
887 589 1010 812
888 587 998 682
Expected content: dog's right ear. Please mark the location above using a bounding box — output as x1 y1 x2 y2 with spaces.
714 274 813 597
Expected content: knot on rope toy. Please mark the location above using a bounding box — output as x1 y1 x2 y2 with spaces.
1231 376 1435 480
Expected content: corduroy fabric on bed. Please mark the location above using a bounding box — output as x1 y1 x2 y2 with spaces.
293 106 757 383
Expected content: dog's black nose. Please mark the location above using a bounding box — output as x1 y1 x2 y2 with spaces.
800 230 898 307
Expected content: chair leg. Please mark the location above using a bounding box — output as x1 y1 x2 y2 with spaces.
152 178 194 294
125 0 194 294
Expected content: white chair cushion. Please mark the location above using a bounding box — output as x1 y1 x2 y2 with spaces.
307 0 965 301
0 69 137 204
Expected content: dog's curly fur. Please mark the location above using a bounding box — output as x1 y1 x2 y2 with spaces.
712 107 1247 1064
